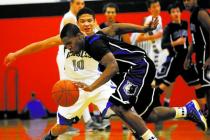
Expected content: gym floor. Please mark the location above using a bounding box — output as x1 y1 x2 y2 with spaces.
0 118 210 140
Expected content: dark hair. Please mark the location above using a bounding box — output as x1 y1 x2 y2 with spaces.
102 2 119 13
146 0 160 8
31 91 36 97
167 2 182 13
60 23 81 39
76 7 95 20
70 0 75 3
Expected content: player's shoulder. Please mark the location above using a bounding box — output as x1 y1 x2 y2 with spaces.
144 15 152 22
63 11 76 19
164 23 172 32
197 8 210 17
166 22 172 27
86 33 105 45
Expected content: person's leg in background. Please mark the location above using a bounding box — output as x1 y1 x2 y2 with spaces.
194 86 207 113
83 107 101 131
163 84 174 107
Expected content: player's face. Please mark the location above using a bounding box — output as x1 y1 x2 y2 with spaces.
77 14 95 36
105 7 117 22
170 8 181 23
62 35 84 54
148 2 161 17
183 0 196 11
71 0 85 14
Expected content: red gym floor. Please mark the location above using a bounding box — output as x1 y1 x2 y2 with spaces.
0 118 210 140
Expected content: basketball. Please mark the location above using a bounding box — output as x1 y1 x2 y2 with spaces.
52 80 79 107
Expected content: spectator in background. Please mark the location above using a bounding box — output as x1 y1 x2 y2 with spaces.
22 91 47 119
100 2 130 44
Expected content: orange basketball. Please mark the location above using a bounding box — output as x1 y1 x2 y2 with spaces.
52 80 79 107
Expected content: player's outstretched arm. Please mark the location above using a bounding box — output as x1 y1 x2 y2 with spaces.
136 18 162 42
136 31 162 42
198 10 210 69
4 35 62 66
100 18 158 37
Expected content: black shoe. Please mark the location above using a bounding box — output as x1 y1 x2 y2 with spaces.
163 101 170 107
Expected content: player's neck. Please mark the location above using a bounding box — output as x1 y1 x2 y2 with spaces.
86 32 94 36
70 8 77 16
151 14 159 18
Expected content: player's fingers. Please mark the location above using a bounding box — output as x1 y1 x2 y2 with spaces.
4 58 7 65
72 81 80 86
152 17 158 25
4 57 9 66
73 82 87 89
154 18 159 25
184 64 187 70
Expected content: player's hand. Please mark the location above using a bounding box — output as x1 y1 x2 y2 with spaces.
4 53 17 66
203 57 210 69
73 81 93 92
184 57 191 70
145 17 159 32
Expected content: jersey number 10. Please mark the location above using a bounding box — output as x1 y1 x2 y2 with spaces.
72 60 84 71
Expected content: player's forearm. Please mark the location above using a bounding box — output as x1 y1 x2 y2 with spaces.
171 39 184 47
89 63 119 91
149 31 162 40
114 23 151 34
137 31 162 43
14 42 45 58
104 23 150 37
14 35 62 58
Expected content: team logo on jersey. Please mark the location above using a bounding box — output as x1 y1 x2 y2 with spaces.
123 81 138 96
173 30 188 39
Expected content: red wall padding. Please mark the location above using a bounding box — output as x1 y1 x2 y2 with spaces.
0 11 207 112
